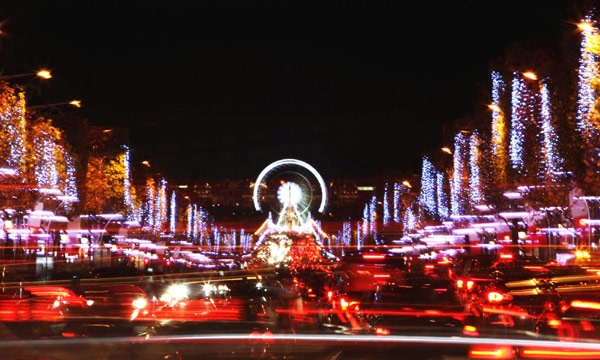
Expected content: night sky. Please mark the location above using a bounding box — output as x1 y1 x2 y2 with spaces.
0 0 579 179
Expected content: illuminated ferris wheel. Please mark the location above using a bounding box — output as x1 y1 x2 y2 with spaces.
253 159 328 220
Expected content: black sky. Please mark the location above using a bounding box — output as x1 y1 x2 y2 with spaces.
0 0 579 179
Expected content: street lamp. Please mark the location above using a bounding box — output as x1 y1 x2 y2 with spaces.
142 161 150 167
441 147 452 155
402 180 412 189
487 104 501 112
0 69 52 80
578 22 595 32
522 72 537 81
28 100 82 110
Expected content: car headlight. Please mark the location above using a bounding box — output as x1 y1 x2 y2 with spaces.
86 300 94 306
132 298 147 309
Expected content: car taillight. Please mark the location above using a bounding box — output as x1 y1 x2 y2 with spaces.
463 325 479 336
500 254 513 260
457 280 464 289
571 300 600 310
166 259 171 266
327 291 333 301
438 256 452 265
375 328 390 335
488 292 503 302
469 345 515 359
363 254 385 260
340 297 349 310
373 273 390 279
339 297 359 311
466 280 474 291
547 319 562 328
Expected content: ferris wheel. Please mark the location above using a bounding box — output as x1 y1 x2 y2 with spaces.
253 159 328 218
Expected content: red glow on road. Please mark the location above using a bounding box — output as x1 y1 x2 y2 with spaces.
469 345 515 359
362 254 385 260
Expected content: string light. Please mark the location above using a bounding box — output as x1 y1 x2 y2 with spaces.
343 221 351 254
510 73 528 172
576 16 600 143
122 146 136 220
539 80 563 181
451 132 468 215
469 132 482 206
170 191 176 234
383 183 390 227
420 156 436 217
403 205 416 233
369 195 378 244
145 178 155 228
490 71 507 182
356 221 362 251
192 203 198 241
393 182 402 223
436 172 448 219
186 204 192 238
362 203 369 239
0 86 27 173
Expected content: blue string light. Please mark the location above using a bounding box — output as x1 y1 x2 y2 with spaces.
420 156 436 217
451 132 468 215
436 172 448 219
469 132 482 206
540 80 563 181
383 183 390 227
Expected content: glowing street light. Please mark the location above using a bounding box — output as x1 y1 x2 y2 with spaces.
441 147 452 155
142 161 150 167
488 104 501 112
402 180 412 189
578 22 595 32
0 69 53 80
36 70 52 79
28 100 83 110
522 72 537 80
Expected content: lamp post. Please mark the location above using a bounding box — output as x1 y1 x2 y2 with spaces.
28 100 82 110
0 70 52 81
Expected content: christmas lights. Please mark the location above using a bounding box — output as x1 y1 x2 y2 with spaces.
469 132 482 206
122 146 136 220
577 16 600 143
369 195 378 244
451 132 468 215
362 203 369 238
356 221 362 251
145 178 155 228
540 80 563 180
192 204 198 241
383 183 390 227
186 204 192 238
170 191 176 234
437 172 448 219
403 205 416 233
342 221 351 255
0 86 27 172
491 71 507 182
510 72 527 173
420 156 436 217
393 182 402 223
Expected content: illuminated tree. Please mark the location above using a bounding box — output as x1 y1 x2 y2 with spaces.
451 132 468 215
490 71 508 184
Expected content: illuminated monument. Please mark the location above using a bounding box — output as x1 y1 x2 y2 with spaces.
251 159 335 269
